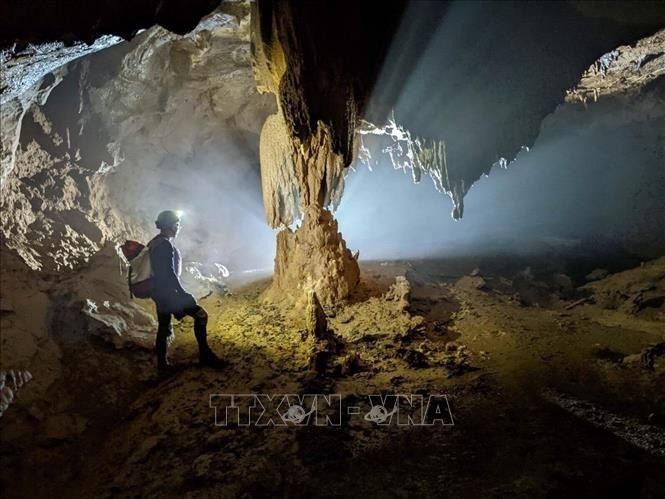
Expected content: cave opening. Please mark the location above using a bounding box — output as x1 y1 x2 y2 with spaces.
1 0 665 496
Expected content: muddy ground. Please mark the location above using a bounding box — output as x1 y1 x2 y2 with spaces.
1 251 664 497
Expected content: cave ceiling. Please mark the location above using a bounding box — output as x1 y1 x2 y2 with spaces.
251 0 665 218
2 0 664 231
0 0 225 47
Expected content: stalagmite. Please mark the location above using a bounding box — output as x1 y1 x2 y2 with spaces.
250 0 398 306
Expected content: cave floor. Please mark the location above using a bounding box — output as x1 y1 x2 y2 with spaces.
2 255 664 497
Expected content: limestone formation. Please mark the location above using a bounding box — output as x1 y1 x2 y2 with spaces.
250 2 665 308
3 1 663 306
1 5 273 272
264 206 359 308
566 29 665 104
257 110 359 306
250 1 402 306
0 3 664 496
253 59 359 305
383 275 411 313
0 36 123 106
357 118 465 219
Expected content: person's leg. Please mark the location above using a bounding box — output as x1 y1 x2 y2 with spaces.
189 305 210 352
155 310 173 370
183 305 225 368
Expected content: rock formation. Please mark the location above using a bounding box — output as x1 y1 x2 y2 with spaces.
2 0 664 306
1 4 274 273
251 0 405 306
0 2 664 496
0 370 33 419
249 1 665 305
348 2 665 221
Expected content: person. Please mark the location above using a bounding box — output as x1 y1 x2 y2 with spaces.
148 210 225 371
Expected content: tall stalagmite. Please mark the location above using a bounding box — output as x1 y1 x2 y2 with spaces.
251 0 405 306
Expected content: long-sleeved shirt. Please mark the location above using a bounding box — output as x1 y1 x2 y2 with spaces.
148 235 193 312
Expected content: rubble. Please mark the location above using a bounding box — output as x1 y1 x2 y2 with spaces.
399 349 430 369
582 256 665 319
2 249 665 496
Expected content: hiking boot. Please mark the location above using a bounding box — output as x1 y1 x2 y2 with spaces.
156 333 173 373
157 356 177 373
199 349 226 369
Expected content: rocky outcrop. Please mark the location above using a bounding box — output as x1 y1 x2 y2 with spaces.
1 4 274 273
1 0 229 173
357 118 459 217
0 36 123 106
582 256 665 326
566 29 665 104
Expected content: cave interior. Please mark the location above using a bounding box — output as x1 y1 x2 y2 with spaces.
1 0 665 496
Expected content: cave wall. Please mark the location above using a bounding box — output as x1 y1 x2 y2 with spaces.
4 0 663 307
1 5 275 273
0 0 662 435
0 3 276 426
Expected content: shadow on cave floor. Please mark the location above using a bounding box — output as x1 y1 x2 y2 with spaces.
1 252 664 497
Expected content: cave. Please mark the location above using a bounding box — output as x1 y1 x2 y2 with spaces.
1 0 665 496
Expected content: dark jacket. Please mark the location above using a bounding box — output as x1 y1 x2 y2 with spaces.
149 235 195 314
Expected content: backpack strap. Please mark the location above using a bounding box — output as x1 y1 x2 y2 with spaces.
128 272 134 299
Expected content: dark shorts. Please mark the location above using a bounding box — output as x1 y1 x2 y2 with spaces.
157 306 204 326
152 292 197 319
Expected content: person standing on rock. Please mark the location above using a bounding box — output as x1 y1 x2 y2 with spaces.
148 210 225 372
